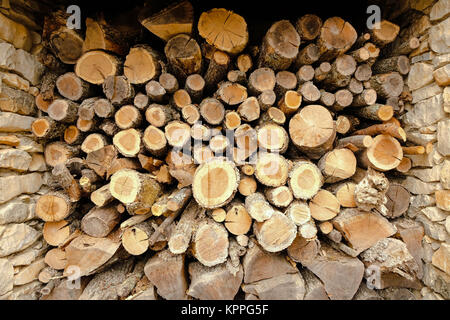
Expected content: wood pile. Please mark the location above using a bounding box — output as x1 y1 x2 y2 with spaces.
32 1 426 300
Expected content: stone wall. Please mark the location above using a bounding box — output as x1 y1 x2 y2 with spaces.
399 0 450 300
0 0 448 300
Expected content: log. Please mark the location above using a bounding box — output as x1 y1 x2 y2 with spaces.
224 111 241 130
328 181 357 208
254 210 297 252
75 51 121 85
164 120 191 148
224 201 252 236
204 50 230 92
319 90 335 107
122 221 154 255
77 97 99 121
353 104 394 122
31 116 65 140
209 135 229 154
44 248 68 270
238 97 260 122
275 71 297 97
258 20 300 70
124 45 161 85
43 11 84 64
257 123 289 154
81 133 107 154
264 186 293 208
197 8 248 55
76 118 96 133
90 184 113 207
85 145 118 178
47 99 78 123
103 75 134 106
145 81 166 103
369 72 404 99
314 62 332 82
248 68 276 96
245 192 274 222
185 74 205 102
51 163 81 202
295 14 322 41
299 81 320 103
294 43 320 69
36 191 72 222
159 73 179 94
93 98 115 118
336 135 374 151
260 107 286 126
56 72 92 102
110 169 161 213
193 219 229 267
171 89 192 109
288 160 323 200
168 200 202 254
164 34 202 80
331 89 353 111
385 184 410 218
372 55 410 75
285 200 311 226
309 189 340 221
139 0 194 41
353 123 406 142
237 54 253 73
238 176 257 197
192 158 239 209
113 129 142 157
114 105 142 130
43 220 80 248
216 81 248 105
199 98 225 125
359 134 403 171
351 88 377 107
322 54 357 90
81 205 120 238
145 104 176 128
368 20 400 47
347 78 363 95
317 17 357 61
0 12 32 51
318 148 357 183
289 105 336 159
255 153 289 187
44 141 79 167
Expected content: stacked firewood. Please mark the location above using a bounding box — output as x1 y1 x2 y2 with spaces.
32 1 427 299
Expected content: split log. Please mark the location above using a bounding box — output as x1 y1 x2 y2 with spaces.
385 184 410 218
164 34 202 80
258 20 300 70
197 8 248 55
289 105 336 159
139 0 194 41
90 184 113 207
85 145 118 178
309 190 340 221
81 205 120 238
75 51 121 85
0 85 35 115
124 45 161 85
328 181 357 208
83 17 129 55
51 163 81 202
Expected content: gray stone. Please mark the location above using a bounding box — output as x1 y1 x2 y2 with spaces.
0 258 13 296
407 166 442 182
403 94 445 128
241 272 305 300
411 51 435 64
0 43 44 85
411 83 442 103
432 53 450 68
401 176 441 195
411 194 436 208
421 206 448 222
0 172 43 204
0 148 31 171
430 0 450 22
444 86 450 112
432 243 450 275
416 214 449 241
0 133 43 152
0 194 37 225
437 119 450 155
445 216 450 233
405 130 437 145
423 263 450 299
28 153 46 172
407 62 435 90
0 223 40 257
429 17 450 54
408 148 444 167
434 64 450 86
0 112 35 132
7 239 47 267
